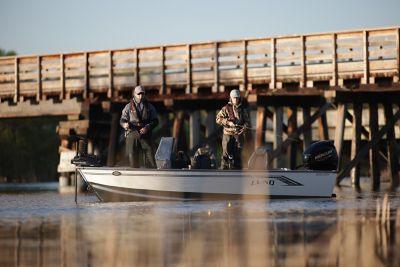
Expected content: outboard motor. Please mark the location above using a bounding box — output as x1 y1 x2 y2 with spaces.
191 146 217 169
303 140 338 171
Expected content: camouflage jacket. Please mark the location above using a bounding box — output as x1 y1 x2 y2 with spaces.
216 101 251 135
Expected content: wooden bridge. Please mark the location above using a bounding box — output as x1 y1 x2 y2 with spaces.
1 26 399 188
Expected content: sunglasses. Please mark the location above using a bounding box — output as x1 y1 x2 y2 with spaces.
136 92 145 96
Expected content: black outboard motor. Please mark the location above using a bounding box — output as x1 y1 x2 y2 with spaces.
303 140 338 171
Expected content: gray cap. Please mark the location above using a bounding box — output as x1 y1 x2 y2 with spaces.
230 89 240 98
134 85 145 94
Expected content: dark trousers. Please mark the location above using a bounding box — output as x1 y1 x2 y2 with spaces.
221 134 244 169
125 131 156 168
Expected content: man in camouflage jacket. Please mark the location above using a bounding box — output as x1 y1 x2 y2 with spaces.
216 89 251 169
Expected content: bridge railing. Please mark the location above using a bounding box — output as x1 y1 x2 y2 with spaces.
0 26 399 102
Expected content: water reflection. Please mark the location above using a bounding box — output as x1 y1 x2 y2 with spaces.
0 189 399 266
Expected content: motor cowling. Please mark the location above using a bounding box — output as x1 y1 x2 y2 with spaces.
303 140 338 171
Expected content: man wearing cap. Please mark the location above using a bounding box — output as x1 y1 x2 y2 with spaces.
120 85 158 168
216 89 251 169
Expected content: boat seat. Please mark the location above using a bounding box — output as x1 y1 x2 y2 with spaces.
247 146 270 170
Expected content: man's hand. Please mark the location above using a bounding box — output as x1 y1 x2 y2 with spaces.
227 121 235 127
140 126 149 135
123 122 129 130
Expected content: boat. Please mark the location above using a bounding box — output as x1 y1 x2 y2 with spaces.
73 137 338 202
78 167 337 202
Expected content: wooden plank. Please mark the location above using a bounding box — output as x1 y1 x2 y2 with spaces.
305 43 333 50
214 42 219 92
88 68 109 76
191 50 215 59
36 56 42 101
0 58 16 65
0 74 15 82
336 51 363 60
369 102 380 190
276 66 302 76
270 38 276 89
218 51 243 59
0 64 15 73
18 72 38 80
300 36 306 87
246 58 270 65
165 73 187 84
305 53 333 61
218 69 243 79
192 72 214 82
108 51 114 98
134 49 139 86
247 47 270 55
161 46 165 94
191 61 214 69
330 34 339 86
247 67 271 78
112 57 136 65
164 53 187 61
42 80 61 90
368 39 397 47
218 60 242 67
243 40 247 89
0 83 15 95
60 54 65 99
350 103 362 186
362 31 369 84
113 76 135 86
186 44 192 93
14 57 19 102
65 79 85 88
368 48 397 58
397 28 400 82
306 64 333 75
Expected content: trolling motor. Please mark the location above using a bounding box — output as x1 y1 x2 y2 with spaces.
69 135 102 167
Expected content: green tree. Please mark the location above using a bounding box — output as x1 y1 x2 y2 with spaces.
0 48 17 57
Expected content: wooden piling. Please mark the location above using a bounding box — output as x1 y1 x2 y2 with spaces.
384 104 400 188
302 106 312 150
189 111 200 149
369 102 381 190
334 104 346 184
255 106 266 149
350 103 363 186
287 106 298 170
106 112 119 166
273 106 284 168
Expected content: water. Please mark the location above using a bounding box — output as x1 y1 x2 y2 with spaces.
0 180 399 267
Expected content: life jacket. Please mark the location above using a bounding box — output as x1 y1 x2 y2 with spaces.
130 99 150 125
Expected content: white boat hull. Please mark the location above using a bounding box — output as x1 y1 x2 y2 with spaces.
78 167 337 202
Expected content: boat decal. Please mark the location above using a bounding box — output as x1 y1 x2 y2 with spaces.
112 171 122 176
273 176 303 186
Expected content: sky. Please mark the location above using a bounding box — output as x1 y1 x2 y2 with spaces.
1 0 399 56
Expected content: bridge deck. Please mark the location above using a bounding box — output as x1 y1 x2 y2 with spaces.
0 26 399 113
